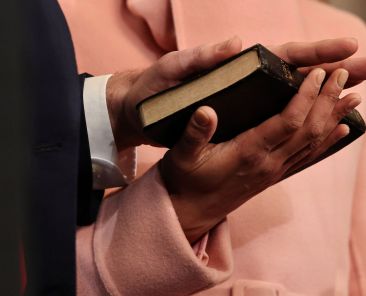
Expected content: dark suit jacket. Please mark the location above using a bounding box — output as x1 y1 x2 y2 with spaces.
24 0 102 294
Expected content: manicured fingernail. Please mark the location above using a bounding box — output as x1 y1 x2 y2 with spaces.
337 69 349 88
316 69 326 85
194 109 210 127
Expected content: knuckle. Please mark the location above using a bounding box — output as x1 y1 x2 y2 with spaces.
303 87 318 103
178 46 204 74
156 51 178 75
332 98 355 122
232 130 271 171
323 92 339 104
183 122 206 146
251 127 272 152
301 73 321 95
232 130 271 169
183 133 202 147
280 113 303 134
297 85 318 105
236 145 267 168
332 109 345 122
306 123 323 141
257 162 278 181
309 138 323 151
192 46 204 61
158 51 177 67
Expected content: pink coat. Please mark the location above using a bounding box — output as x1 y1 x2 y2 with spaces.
59 0 366 295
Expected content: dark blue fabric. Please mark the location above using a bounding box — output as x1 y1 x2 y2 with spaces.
23 1 102 294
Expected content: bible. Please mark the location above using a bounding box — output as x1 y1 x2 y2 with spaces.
137 44 365 172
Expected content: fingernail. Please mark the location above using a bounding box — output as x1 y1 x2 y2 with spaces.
337 69 349 88
316 69 326 85
346 96 362 112
340 124 350 137
194 109 210 127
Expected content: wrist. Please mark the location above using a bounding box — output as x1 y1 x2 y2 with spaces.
159 159 223 244
106 71 144 150
170 194 220 243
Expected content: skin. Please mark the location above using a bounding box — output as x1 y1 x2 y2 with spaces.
106 37 366 243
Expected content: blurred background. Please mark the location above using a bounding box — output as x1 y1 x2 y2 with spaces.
321 0 366 20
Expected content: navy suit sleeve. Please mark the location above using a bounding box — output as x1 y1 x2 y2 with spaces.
24 0 103 293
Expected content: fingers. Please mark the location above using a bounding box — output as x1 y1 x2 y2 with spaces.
284 124 350 174
273 38 358 66
280 88 361 173
159 106 218 185
251 68 326 149
240 65 361 178
274 38 366 89
321 92 362 134
303 69 348 132
155 36 243 81
273 69 349 160
130 37 243 102
172 106 218 159
299 57 366 88
299 93 361 163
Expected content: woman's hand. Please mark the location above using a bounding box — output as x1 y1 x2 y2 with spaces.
159 67 361 243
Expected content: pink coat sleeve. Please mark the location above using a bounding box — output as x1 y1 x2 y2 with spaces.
76 165 233 295
349 135 366 295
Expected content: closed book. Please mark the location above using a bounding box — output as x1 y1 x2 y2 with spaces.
137 44 365 173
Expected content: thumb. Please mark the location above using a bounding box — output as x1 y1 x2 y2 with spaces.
157 36 243 82
127 37 242 108
173 106 218 159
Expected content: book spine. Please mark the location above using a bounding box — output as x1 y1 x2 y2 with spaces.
256 44 304 89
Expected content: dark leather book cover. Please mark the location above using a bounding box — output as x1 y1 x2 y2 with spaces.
138 44 365 174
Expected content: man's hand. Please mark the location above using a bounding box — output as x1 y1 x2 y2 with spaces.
106 37 366 152
106 37 243 150
160 67 361 243
271 38 366 88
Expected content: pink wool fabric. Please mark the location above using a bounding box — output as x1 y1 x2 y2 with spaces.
58 0 366 295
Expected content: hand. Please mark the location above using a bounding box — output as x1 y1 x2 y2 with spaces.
106 37 242 151
106 37 366 151
159 68 361 243
271 38 366 88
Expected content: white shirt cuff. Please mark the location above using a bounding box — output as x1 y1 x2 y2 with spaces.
83 75 135 189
